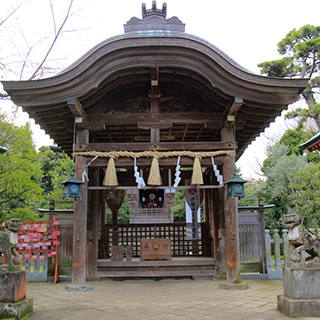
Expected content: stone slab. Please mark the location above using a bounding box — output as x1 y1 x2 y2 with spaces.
65 284 94 292
219 282 248 290
0 297 33 319
283 267 320 299
278 295 320 318
0 271 26 303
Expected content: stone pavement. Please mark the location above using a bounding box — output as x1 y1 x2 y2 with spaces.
25 279 316 320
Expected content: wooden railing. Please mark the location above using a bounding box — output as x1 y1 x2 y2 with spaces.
104 222 207 258
132 208 171 217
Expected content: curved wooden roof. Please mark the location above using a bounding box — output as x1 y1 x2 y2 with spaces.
2 29 308 156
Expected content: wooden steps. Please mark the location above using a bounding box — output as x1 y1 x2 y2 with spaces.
96 259 216 279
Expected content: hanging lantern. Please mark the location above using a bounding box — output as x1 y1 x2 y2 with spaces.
225 173 247 199
61 175 84 199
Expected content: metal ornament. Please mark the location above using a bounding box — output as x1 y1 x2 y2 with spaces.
225 173 247 199
61 175 84 199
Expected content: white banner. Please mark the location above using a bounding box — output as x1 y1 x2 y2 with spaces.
185 187 201 239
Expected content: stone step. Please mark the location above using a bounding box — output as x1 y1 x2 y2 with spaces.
96 259 216 279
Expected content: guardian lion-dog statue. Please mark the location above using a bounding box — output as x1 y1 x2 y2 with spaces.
285 213 320 266
0 219 22 271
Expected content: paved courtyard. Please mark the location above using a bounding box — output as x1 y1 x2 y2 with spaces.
26 278 315 320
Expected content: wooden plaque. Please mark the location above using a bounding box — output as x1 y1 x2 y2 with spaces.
140 238 172 261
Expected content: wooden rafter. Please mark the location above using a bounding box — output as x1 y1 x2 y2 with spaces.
67 98 87 129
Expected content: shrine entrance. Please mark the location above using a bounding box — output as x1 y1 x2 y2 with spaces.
3 2 307 289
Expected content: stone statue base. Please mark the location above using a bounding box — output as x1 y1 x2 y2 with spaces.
277 267 320 317
0 270 33 319
0 298 33 319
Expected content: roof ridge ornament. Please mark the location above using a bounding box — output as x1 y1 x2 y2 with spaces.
142 1 167 18
124 1 185 33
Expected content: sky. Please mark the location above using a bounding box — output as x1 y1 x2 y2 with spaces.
1 0 320 179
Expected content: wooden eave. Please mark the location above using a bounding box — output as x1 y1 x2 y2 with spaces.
1 31 308 156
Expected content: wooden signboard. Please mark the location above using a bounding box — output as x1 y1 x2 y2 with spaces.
140 239 172 261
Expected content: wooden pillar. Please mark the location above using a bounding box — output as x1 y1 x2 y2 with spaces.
258 196 267 274
87 169 99 278
202 189 212 257
106 190 124 250
221 127 241 284
112 209 119 246
66 129 93 291
212 188 224 275
99 191 107 258
223 155 241 283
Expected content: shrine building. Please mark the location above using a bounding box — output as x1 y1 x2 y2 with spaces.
2 2 308 290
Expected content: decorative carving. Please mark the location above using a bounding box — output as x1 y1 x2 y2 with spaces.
164 192 175 209
127 191 139 209
105 189 125 213
124 2 185 33
108 97 150 113
285 213 320 266
108 96 202 114
0 219 22 271
160 97 200 113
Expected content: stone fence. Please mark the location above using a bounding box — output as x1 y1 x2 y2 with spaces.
265 228 320 279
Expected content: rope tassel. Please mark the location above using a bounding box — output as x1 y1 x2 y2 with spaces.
103 158 118 186
191 157 203 185
147 158 162 186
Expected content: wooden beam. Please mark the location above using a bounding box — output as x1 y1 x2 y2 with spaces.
223 97 243 128
85 113 224 131
150 67 159 87
82 155 226 168
67 98 87 129
182 124 189 142
75 141 236 152
150 67 160 113
88 185 223 190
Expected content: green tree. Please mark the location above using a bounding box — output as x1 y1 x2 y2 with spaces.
172 189 186 221
258 25 320 128
37 146 73 210
261 143 309 229
290 162 320 227
0 111 43 222
278 127 320 163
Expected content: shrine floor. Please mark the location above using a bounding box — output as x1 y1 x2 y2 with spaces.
26 278 314 320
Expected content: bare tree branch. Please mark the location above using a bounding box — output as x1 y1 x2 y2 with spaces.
0 2 22 27
29 0 74 80
49 0 57 36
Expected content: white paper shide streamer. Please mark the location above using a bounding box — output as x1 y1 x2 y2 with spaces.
134 157 146 188
211 156 223 186
173 156 181 188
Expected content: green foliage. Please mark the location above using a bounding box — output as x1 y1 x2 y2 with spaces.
238 179 265 207
290 162 320 227
261 143 310 229
259 24 320 129
172 189 186 221
257 57 298 78
0 112 43 222
278 127 320 162
37 146 73 209
277 25 320 78
285 103 320 129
